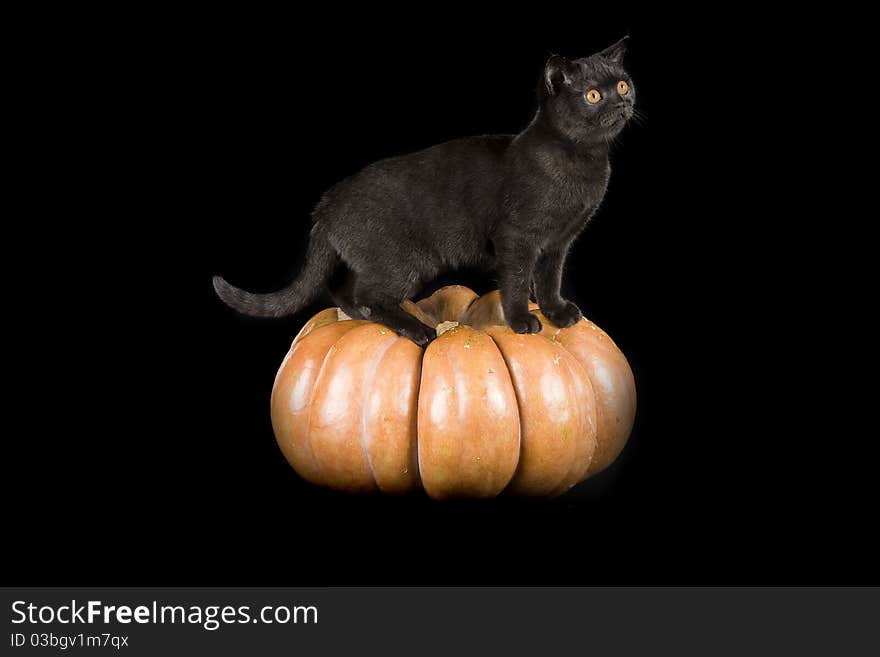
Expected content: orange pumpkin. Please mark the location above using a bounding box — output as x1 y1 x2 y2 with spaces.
271 285 636 499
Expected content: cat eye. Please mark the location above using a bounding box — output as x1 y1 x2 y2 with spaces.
617 80 629 96
584 89 602 104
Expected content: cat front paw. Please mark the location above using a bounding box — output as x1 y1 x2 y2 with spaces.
507 312 542 335
542 300 582 328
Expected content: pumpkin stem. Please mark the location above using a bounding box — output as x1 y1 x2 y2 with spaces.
399 299 441 329
338 300 460 336
435 321 460 336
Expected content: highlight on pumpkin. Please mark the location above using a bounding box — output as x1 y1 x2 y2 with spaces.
271 285 636 499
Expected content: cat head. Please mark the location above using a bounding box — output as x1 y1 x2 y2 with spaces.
540 37 635 145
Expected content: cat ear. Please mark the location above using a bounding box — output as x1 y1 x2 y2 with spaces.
543 55 576 96
598 35 629 64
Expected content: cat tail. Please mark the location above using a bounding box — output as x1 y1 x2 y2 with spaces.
212 230 339 319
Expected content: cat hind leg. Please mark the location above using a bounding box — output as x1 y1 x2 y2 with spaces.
352 275 434 347
329 269 366 319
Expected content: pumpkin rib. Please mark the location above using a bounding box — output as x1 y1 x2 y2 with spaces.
544 337 593 493
478 331 522 492
274 320 366 486
274 344 323 479
528 313 600 493
271 346 323 480
415 340 457 496
415 339 469 497
483 331 529 494
310 323 406 492
417 326 520 499
302 321 368 488
450 333 521 493
300 326 341 488
486 331 580 495
357 332 403 492
413 349 425 489
549 348 598 495
542 316 637 480
401 338 427 490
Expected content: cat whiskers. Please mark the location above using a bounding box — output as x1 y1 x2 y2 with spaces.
628 107 647 127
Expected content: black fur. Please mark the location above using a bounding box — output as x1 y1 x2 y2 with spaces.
214 37 635 346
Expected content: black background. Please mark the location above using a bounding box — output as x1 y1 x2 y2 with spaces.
6 10 874 585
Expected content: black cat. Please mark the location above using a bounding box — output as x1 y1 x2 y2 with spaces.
214 37 635 346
